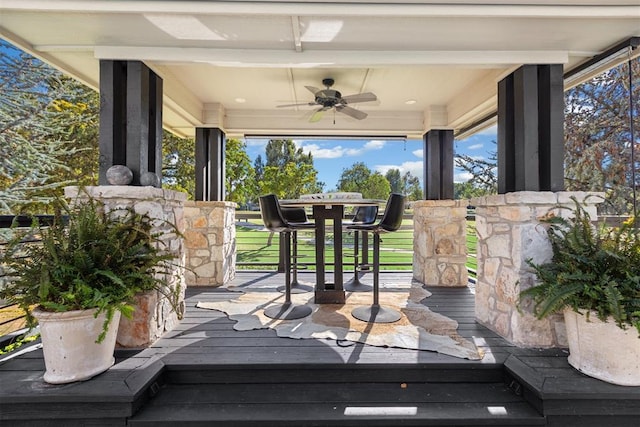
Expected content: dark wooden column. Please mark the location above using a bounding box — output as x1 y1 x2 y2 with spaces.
195 127 226 201
423 129 454 200
497 64 564 193
98 60 163 186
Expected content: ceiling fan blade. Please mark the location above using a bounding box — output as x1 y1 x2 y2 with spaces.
305 85 320 95
276 102 317 108
309 107 326 123
336 105 368 120
340 92 377 104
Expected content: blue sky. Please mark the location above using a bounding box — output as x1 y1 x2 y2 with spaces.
244 126 497 191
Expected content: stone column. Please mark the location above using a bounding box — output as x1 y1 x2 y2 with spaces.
183 201 236 286
471 191 604 347
65 185 187 348
413 199 468 287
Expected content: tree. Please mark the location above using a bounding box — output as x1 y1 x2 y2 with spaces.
385 168 423 200
338 162 390 199
0 41 89 213
402 171 423 201
338 162 371 193
564 58 640 215
366 172 392 200
225 138 254 205
385 169 402 193
454 141 498 197
162 133 195 197
258 139 323 198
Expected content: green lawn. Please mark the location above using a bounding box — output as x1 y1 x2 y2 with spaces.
235 216 478 275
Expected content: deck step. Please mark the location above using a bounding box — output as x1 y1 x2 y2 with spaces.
162 363 507 385
129 382 545 426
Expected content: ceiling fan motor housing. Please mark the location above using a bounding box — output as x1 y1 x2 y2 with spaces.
315 89 343 107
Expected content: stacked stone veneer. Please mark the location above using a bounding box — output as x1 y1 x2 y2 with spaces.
183 201 236 286
65 186 187 348
471 191 604 348
413 200 469 287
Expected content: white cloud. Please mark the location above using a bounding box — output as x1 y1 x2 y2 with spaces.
363 140 386 150
467 143 484 150
375 160 423 180
454 172 474 183
299 143 344 159
412 149 423 158
298 139 386 159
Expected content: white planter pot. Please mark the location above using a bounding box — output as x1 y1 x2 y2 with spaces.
564 309 640 386
33 307 121 384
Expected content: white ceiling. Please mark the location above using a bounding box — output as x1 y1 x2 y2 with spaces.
1 0 639 139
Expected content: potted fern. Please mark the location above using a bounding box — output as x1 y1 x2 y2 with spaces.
0 193 181 384
521 198 640 386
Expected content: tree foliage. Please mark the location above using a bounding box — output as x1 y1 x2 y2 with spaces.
162 133 195 197
385 169 401 193
564 58 640 215
256 139 323 198
0 40 91 213
385 168 423 200
454 141 498 198
225 138 254 205
338 162 390 199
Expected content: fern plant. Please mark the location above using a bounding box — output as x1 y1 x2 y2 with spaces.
521 198 640 334
0 192 183 342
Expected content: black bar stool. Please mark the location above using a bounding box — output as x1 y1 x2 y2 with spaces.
342 205 378 292
346 194 406 323
259 194 315 320
280 206 314 293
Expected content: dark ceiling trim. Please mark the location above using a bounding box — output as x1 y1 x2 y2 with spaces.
454 113 497 139
563 36 640 81
244 134 408 140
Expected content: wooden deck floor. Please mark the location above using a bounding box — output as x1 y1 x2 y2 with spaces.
1 271 639 426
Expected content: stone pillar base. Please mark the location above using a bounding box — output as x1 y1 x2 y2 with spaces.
471 191 604 347
65 186 187 348
413 199 468 287
183 201 236 286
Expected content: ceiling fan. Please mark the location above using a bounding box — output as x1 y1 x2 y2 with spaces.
277 78 377 122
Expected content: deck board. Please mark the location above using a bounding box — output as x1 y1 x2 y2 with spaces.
2 271 639 426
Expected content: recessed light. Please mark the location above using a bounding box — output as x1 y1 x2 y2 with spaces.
405 99 417 105
235 98 246 103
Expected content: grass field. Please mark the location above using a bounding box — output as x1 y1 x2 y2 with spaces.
235 215 478 275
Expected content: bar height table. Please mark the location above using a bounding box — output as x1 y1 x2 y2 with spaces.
280 198 382 304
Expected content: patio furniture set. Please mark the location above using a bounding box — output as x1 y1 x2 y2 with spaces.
258 192 406 323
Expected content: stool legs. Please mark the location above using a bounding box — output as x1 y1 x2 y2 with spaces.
281 230 313 293
343 230 372 292
351 233 401 323
264 231 313 320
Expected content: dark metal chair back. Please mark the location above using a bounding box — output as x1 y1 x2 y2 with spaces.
281 207 308 223
259 194 290 232
351 205 378 224
378 193 405 233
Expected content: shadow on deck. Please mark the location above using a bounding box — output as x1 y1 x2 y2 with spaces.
1 271 639 426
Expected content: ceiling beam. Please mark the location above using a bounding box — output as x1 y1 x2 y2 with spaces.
4 1 639 19
94 46 570 67
290 16 302 52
